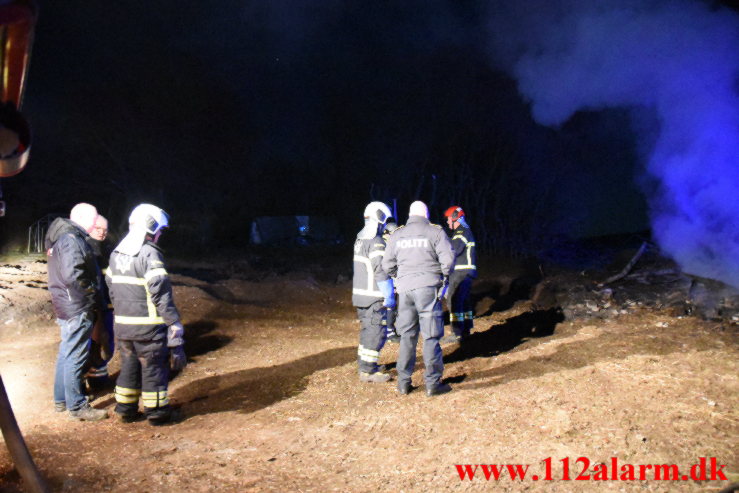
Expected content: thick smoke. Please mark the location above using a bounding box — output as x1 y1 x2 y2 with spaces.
485 0 739 286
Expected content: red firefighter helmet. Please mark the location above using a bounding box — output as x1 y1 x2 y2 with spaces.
444 206 465 221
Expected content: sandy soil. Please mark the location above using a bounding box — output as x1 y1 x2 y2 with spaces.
0 252 737 492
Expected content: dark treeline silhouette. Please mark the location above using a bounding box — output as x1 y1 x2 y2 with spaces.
2 0 651 255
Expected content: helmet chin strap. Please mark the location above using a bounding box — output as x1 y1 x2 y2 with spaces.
358 219 384 239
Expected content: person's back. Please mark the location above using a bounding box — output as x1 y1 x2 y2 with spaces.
384 216 453 293
107 203 185 425
351 233 387 307
381 201 454 397
108 241 179 342
450 223 476 277
351 201 395 383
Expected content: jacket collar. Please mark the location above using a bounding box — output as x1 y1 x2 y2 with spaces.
407 215 429 225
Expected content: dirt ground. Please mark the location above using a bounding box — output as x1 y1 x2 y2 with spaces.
0 249 737 492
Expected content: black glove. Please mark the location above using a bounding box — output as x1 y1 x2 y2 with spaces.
169 345 187 371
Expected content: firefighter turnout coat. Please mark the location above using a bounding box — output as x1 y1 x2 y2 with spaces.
352 233 390 307
450 224 477 279
106 241 180 341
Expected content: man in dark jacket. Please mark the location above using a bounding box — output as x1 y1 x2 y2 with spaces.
442 206 477 343
382 201 454 397
107 203 186 425
47 202 108 421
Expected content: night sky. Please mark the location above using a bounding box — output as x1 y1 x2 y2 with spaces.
2 0 738 285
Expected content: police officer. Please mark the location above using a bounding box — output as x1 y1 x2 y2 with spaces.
352 202 395 383
106 204 187 424
442 206 477 343
382 201 454 396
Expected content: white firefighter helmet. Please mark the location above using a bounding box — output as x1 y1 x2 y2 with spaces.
364 201 392 226
115 204 170 255
358 201 392 239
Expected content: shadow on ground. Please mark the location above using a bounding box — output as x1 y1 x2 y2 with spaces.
445 308 564 365
471 272 542 317
450 319 689 392
174 346 356 417
184 319 233 359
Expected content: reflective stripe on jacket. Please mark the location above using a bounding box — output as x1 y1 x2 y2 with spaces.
352 234 389 307
106 242 180 341
450 225 477 278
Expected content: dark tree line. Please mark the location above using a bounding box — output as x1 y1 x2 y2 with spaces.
1 0 647 256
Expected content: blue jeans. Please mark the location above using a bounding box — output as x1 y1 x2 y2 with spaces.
53 311 94 411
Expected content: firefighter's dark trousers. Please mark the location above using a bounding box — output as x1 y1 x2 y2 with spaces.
86 309 114 383
448 273 474 338
383 303 396 333
357 301 387 374
379 301 398 350
396 286 444 388
114 338 171 421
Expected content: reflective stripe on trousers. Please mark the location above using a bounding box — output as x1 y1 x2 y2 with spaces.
356 301 386 373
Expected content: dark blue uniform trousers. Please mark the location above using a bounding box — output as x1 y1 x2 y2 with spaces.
396 286 445 388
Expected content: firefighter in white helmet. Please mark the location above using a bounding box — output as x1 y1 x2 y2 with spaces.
106 204 186 424
352 201 395 383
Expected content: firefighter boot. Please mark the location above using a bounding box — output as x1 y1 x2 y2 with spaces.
117 411 145 424
148 407 184 426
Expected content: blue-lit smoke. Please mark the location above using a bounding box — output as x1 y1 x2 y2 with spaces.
485 0 739 286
